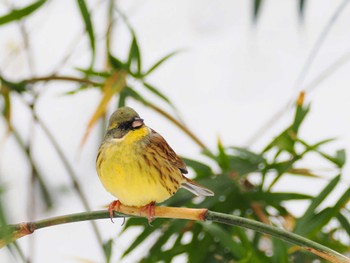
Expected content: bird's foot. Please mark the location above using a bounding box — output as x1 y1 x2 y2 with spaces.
108 200 121 223
141 202 156 224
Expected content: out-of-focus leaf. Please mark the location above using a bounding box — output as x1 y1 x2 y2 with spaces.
0 0 47 26
202 223 245 258
244 191 312 205
102 239 113 263
263 102 310 154
318 149 346 168
76 0 95 66
294 174 341 235
336 212 350 236
253 0 263 22
108 53 127 70
187 230 212 263
287 168 320 178
299 0 306 19
143 51 180 76
292 103 310 134
226 147 266 176
117 87 128 107
75 67 110 78
0 85 11 130
64 84 98 95
217 138 230 171
271 237 289 263
266 158 298 190
306 187 350 235
182 157 213 178
142 82 173 106
80 69 126 146
0 186 7 226
127 34 142 76
1 77 27 93
142 220 188 262
122 219 165 257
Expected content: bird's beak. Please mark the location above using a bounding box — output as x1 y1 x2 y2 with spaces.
132 117 144 128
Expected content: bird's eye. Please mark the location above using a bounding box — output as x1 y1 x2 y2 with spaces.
118 121 133 130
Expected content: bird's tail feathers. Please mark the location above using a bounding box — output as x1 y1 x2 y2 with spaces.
182 178 214 197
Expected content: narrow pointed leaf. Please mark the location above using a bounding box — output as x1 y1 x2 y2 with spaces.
142 82 173 105
127 34 142 75
75 67 110 78
299 0 306 20
336 213 350 236
182 157 213 178
0 0 47 26
253 0 262 23
1 86 11 130
294 174 341 234
102 239 113 263
108 53 127 70
76 0 95 66
144 51 180 76
202 223 245 258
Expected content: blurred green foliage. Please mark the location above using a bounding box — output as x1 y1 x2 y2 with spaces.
1 1 349 262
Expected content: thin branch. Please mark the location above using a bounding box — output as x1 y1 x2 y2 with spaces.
0 207 348 263
24 75 100 86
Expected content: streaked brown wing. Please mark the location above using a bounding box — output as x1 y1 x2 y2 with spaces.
149 129 188 174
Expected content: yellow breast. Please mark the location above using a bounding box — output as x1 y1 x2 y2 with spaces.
96 126 181 207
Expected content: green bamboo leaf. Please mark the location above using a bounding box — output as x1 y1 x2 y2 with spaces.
1 77 27 93
292 103 310 133
302 203 350 238
76 0 95 66
64 84 98 95
336 212 350 236
0 0 47 26
294 174 341 234
75 67 110 78
217 139 230 171
144 221 187 262
187 231 212 263
272 238 289 263
143 51 180 76
318 149 346 168
299 0 306 19
1 88 11 128
182 157 213 178
245 192 312 204
118 88 128 107
202 223 246 258
0 186 8 226
122 219 165 257
253 0 263 23
127 34 142 75
108 53 127 70
226 147 266 176
102 239 113 263
142 82 173 106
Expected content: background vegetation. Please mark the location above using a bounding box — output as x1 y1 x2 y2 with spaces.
0 0 350 262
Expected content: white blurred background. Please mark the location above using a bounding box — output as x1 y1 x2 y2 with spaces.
1 0 350 262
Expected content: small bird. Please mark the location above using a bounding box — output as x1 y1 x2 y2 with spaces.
96 107 214 221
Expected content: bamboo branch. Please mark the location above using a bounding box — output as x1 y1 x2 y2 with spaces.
23 75 101 86
0 207 348 263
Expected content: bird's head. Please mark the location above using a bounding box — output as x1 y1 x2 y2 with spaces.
106 107 144 139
